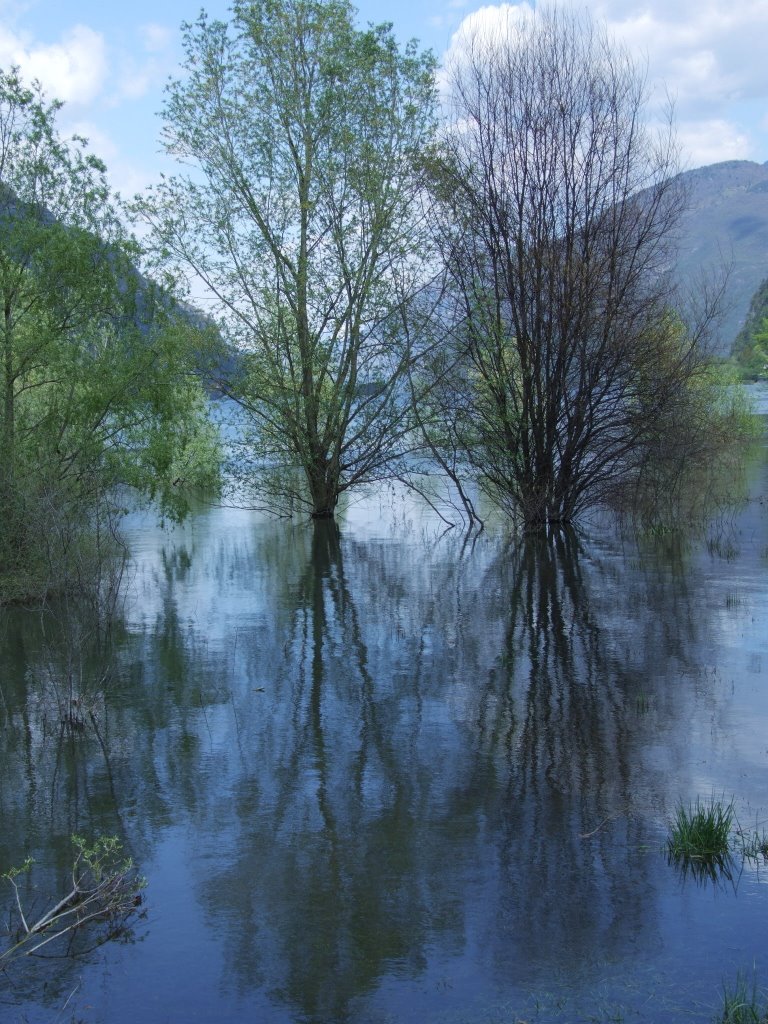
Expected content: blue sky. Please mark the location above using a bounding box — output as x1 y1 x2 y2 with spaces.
1 0 767 201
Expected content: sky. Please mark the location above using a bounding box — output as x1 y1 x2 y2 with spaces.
1 0 767 202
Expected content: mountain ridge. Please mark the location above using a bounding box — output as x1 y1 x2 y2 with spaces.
669 159 768 354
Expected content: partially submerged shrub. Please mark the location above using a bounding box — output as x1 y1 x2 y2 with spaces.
1 834 145 967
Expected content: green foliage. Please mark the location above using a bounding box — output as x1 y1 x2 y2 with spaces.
736 316 768 380
696 363 761 441
667 795 734 859
621 334 759 528
665 795 738 887
141 0 437 517
70 834 142 888
660 356 761 457
1 834 145 966
716 972 768 1024
1 857 34 883
0 67 220 600
732 275 768 379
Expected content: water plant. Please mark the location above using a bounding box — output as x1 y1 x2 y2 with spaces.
667 795 734 860
716 971 768 1023
737 827 768 862
635 691 651 714
1 835 145 967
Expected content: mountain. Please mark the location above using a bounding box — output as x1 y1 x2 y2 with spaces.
669 160 768 356
731 275 768 376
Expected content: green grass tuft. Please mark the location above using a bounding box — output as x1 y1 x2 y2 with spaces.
717 971 768 1023
667 794 734 860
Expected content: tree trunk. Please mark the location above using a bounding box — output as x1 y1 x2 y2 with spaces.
308 464 339 519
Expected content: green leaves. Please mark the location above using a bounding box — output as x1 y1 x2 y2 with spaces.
0 67 221 598
141 0 437 516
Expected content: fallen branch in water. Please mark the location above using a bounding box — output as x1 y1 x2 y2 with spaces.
1 834 145 966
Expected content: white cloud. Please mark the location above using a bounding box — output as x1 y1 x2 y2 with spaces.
596 0 768 112
0 23 108 104
592 0 768 161
676 118 753 168
444 0 768 111
0 17 176 108
442 0 768 166
446 1 534 51
439 1 535 90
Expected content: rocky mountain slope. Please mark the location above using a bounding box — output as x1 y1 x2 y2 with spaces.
670 160 768 355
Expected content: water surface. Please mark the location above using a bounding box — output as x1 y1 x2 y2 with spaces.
1 428 768 1023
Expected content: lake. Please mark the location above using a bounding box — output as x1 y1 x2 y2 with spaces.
1 392 767 1023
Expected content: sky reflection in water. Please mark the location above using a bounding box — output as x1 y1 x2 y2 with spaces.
1 440 768 1024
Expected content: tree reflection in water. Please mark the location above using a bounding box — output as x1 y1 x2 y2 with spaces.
181 520 709 1021
1 498 765 1023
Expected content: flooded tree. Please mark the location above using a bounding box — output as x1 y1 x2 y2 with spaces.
143 0 437 518
423 7 736 529
0 69 219 601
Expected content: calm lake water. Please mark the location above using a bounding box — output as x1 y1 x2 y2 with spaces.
1 395 768 1023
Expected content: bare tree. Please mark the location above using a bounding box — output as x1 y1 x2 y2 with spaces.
424 6 723 529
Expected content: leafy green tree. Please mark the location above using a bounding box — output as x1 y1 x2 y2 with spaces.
0 68 219 600
736 317 768 380
749 317 768 377
141 0 437 518
732 276 768 379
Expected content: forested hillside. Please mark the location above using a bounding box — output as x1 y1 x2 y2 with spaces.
732 276 768 377
670 160 768 355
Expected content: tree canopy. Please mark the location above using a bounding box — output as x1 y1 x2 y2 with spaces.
141 0 438 518
732 274 768 379
418 6 740 529
0 67 219 600
2 0 753 551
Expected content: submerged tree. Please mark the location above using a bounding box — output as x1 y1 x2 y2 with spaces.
423 6 733 529
141 0 437 518
0 68 219 601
